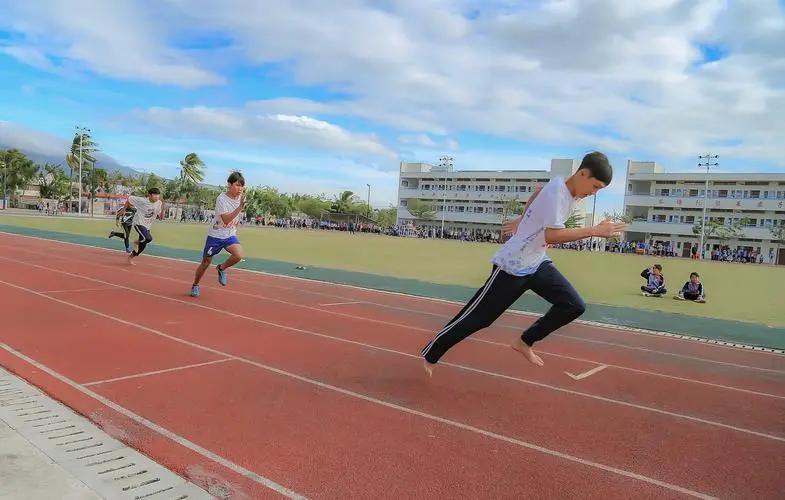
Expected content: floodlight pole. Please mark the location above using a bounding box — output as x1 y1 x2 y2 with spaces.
697 153 719 259
438 155 453 238
75 126 91 215
1 160 6 210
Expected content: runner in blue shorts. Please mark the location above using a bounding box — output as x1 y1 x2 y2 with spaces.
190 171 246 297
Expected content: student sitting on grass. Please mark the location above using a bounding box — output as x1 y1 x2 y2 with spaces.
674 272 706 303
640 264 666 297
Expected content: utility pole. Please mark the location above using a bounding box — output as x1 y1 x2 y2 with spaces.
697 153 719 259
437 155 454 238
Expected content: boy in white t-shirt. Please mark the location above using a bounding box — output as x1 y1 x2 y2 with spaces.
420 152 627 376
123 188 164 265
190 171 246 297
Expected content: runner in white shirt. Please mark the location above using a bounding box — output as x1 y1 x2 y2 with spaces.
124 188 164 265
420 152 627 377
190 171 246 297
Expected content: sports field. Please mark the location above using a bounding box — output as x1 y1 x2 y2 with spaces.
0 223 784 499
1 213 782 328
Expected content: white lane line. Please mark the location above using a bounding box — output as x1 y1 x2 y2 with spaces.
566 365 609 381
0 339 716 498
6 246 785 386
82 358 233 386
4 230 783 356
0 342 306 499
1 273 783 445
40 287 113 294
318 301 365 307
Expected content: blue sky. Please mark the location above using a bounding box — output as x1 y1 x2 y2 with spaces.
1 0 783 217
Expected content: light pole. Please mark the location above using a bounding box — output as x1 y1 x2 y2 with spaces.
75 126 91 215
1 159 6 210
438 155 453 238
697 153 719 259
366 183 371 218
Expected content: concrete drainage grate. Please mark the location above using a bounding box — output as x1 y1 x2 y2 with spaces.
0 368 214 500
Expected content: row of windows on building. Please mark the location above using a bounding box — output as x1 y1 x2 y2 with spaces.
400 199 508 215
647 214 783 227
401 181 541 193
646 188 785 199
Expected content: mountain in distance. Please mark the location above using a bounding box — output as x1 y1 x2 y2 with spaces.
0 143 142 178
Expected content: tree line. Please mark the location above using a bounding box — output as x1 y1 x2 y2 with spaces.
0 128 399 226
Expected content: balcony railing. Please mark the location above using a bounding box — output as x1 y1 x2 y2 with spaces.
624 194 785 211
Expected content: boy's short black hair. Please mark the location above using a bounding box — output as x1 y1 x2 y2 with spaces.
578 151 613 185
653 264 662 271
690 272 700 278
148 187 160 195
227 171 245 186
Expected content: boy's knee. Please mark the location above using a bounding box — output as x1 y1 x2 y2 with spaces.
565 297 586 318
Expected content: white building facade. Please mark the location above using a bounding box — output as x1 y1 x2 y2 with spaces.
623 160 785 264
396 159 591 236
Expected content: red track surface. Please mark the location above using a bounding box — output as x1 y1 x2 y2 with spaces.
1 232 784 500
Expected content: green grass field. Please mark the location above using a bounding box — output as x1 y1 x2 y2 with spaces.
1 213 782 328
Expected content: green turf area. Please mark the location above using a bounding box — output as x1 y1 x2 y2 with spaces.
2 213 784 350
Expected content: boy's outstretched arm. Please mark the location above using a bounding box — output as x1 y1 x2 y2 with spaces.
544 219 628 245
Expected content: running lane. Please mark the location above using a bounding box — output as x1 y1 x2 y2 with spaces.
0 256 783 499
0 264 697 499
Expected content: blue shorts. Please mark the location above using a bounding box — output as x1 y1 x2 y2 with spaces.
203 235 241 258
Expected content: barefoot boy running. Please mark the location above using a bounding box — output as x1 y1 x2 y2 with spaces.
420 152 626 376
190 171 246 297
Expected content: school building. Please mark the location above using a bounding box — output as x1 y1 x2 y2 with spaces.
396 158 592 237
623 160 785 264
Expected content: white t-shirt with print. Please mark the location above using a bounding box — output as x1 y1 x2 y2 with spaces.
207 192 242 240
127 196 162 229
491 176 575 277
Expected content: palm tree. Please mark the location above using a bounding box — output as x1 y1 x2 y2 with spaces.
179 153 205 184
330 190 357 214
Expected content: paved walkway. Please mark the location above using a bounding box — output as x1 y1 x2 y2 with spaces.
0 419 102 500
0 367 212 500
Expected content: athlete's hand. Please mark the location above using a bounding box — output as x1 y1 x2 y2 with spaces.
501 217 520 236
240 192 246 208
593 218 628 238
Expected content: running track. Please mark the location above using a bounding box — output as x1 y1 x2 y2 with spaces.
0 232 784 500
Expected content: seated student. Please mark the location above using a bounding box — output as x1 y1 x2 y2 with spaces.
640 264 666 297
674 272 706 303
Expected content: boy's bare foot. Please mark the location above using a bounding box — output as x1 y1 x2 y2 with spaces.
511 338 544 366
423 359 434 378
127 254 135 266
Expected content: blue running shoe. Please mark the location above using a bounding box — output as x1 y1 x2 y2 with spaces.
191 284 200 297
216 264 227 286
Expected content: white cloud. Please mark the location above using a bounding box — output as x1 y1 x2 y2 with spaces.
186 0 781 165
2 0 784 184
0 121 69 157
0 0 223 87
126 105 398 161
